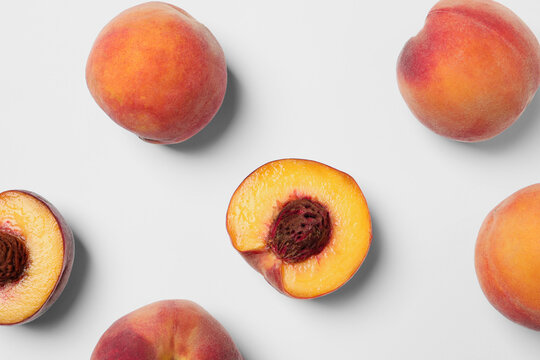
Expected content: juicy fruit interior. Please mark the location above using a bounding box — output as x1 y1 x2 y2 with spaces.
0 191 64 324
227 159 371 298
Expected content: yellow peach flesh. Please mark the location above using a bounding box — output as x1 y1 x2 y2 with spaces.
0 192 64 324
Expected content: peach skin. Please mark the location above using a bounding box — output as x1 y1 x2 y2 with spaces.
397 0 540 142
0 190 74 325
86 2 227 144
91 300 243 360
476 184 540 330
226 159 372 299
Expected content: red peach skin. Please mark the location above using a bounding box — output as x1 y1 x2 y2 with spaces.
91 300 243 360
397 0 540 142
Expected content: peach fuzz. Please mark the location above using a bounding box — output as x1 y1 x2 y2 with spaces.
91 300 243 360
86 2 227 144
226 159 372 299
0 190 74 325
475 184 540 330
397 0 540 142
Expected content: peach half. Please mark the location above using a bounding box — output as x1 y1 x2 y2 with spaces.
86 2 227 144
226 159 372 299
397 0 540 142
0 190 74 325
475 184 540 330
91 300 243 360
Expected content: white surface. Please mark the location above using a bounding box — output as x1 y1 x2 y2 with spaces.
0 0 539 358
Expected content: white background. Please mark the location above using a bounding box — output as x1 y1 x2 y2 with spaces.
0 0 539 358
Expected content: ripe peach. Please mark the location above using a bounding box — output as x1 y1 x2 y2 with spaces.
475 184 540 330
86 2 227 144
226 159 372 299
0 190 74 325
91 300 243 360
397 0 540 142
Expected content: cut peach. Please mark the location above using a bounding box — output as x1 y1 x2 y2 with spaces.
226 159 372 299
91 300 243 360
476 184 540 330
0 190 74 325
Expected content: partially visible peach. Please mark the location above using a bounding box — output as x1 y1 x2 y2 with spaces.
86 2 227 144
397 0 540 142
0 190 74 325
91 300 243 360
476 184 540 330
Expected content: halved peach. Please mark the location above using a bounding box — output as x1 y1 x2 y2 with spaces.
0 190 74 325
226 159 372 298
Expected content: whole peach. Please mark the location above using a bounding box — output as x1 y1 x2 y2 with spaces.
86 2 227 144
476 184 540 330
91 300 243 359
397 0 540 142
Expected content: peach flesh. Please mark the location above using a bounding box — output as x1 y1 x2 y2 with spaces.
0 190 74 325
267 198 331 263
0 231 28 285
